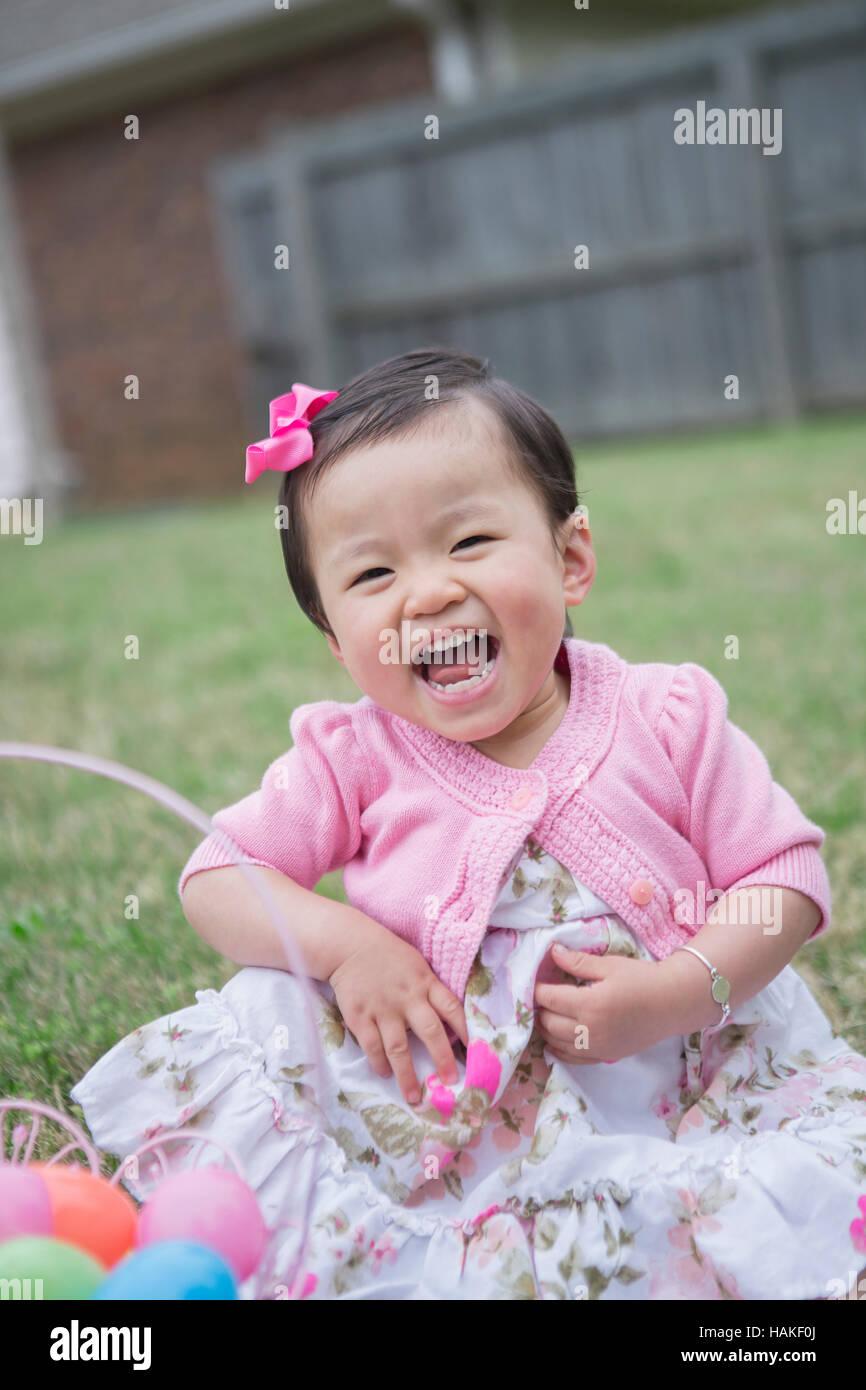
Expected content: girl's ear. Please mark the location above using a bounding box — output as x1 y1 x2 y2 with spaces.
325 632 345 666
562 521 595 610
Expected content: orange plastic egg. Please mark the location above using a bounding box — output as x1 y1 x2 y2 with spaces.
30 1163 137 1269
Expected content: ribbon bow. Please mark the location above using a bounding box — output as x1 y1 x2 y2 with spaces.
244 382 339 484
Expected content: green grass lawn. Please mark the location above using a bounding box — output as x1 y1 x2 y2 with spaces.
2 412 865 1139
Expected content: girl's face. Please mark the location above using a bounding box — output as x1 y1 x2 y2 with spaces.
306 396 595 759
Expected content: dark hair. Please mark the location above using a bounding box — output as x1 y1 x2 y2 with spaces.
277 346 579 642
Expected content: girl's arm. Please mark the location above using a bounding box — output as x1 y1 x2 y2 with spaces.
182 865 470 1105
653 885 821 1034
181 865 389 981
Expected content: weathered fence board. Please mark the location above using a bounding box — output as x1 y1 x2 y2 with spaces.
208 0 866 444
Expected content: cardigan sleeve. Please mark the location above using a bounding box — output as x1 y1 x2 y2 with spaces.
654 663 831 941
176 701 368 900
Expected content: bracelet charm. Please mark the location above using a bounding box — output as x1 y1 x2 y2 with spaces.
674 945 731 1031
712 975 731 1006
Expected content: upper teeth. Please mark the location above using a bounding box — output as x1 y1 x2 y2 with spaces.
416 630 483 663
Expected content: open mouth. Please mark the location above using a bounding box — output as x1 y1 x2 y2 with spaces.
417 631 500 695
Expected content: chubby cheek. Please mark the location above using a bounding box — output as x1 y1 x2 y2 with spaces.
352 644 394 694
348 625 414 695
496 572 560 634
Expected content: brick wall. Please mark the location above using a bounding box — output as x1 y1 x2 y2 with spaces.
8 21 431 510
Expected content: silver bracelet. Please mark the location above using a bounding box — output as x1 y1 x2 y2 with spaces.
673 945 731 1032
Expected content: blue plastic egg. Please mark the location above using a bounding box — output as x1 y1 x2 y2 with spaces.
93 1239 238 1300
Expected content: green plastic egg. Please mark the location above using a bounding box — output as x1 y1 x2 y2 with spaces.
0 1234 106 1300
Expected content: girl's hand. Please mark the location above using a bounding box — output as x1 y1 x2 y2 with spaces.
533 944 679 1064
328 928 469 1105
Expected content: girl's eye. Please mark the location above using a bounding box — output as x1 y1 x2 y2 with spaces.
453 535 492 550
351 567 390 586
350 537 492 586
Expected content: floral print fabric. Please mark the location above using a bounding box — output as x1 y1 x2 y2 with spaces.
71 837 866 1299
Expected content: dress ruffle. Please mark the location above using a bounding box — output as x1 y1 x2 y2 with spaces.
71 838 866 1300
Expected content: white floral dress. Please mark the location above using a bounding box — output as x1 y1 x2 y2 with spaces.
71 836 866 1300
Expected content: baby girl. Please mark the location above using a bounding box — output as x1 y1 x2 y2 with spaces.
71 346 866 1301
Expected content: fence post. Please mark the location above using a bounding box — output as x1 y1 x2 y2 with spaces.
721 46 800 422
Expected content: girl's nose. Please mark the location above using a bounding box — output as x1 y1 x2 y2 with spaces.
403 573 468 622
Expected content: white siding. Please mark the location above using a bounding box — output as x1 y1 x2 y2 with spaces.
0 279 29 495
0 126 67 501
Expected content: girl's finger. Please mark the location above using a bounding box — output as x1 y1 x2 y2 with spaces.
550 945 608 982
378 1016 423 1105
534 981 589 1014
546 1039 616 1065
428 981 469 1046
353 1022 391 1080
408 1002 459 1086
545 1038 604 1065
535 1006 585 1046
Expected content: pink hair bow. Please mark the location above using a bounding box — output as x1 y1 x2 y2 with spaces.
244 382 339 484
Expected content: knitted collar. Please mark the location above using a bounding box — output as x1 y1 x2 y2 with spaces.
375 636 627 811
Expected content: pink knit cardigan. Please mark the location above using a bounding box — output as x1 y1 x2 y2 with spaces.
178 637 831 1000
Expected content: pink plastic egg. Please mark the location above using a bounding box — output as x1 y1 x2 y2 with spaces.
136 1167 266 1281
0 1166 53 1242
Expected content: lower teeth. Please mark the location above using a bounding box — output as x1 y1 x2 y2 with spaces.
428 657 494 692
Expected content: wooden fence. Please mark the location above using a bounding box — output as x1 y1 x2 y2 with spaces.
208 0 866 444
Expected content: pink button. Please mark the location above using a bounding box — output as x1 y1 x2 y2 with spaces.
629 878 654 906
509 786 532 811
